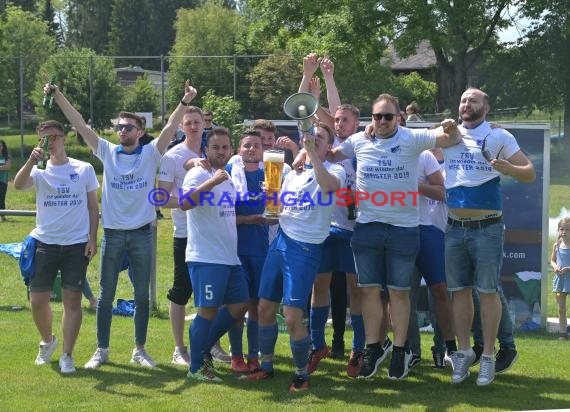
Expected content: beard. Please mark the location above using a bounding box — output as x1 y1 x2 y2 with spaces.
208 155 229 169
461 107 485 122
120 135 138 147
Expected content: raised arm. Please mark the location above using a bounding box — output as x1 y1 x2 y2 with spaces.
155 80 197 154
320 57 341 113
47 84 100 152
298 53 321 93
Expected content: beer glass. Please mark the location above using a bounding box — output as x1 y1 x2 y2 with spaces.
263 150 285 218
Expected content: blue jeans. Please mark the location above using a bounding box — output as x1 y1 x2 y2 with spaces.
97 224 153 348
472 285 516 350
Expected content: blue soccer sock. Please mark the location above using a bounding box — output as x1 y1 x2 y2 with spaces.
205 307 237 351
310 306 329 350
290 335 311 377
246 318 259 359
350 313 365 352
258 323 278 372
189 315 212 373
228 323 244 357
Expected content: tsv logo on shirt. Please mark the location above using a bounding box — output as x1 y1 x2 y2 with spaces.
69 173 79 182
390 145 402 154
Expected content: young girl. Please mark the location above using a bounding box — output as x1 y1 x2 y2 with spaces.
550 217 570 340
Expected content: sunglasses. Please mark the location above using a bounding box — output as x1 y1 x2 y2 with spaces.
115 124 139 132
372 113 396 121
40 134 64 142
481 134 504 162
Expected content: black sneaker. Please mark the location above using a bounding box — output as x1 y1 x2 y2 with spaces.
471 344 483 366
382 336 393 354
357 345 387 379
495 347 518 373
388 347 412 380
156 210 164 219
329 339 345 359
408 353 421 370
431 346 445 369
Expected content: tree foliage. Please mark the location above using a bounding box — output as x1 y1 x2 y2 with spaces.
121 75 160 114
42 0 64 47
34 48 121 130
392 72 438 114
201 89 242 146
0 5 55 116
64 0 112 54
168 0 243 108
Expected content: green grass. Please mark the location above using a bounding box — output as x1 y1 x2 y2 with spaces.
1 133 569 411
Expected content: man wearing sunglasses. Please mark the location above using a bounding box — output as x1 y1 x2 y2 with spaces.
45 80 198 370
325 93 461 381
443 87 535 386
14 120 99 374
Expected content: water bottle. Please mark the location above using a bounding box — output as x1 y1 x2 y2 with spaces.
347 184 356 220
532 302 541 325
508 299 516 327
36 137 50 170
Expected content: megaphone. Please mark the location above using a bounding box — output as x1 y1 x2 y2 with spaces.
283 92 319 133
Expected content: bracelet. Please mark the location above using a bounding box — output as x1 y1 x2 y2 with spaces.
180 99 192 106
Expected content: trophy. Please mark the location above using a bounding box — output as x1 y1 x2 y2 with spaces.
262 149 285 219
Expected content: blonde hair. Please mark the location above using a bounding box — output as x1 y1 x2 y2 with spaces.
556 217 570 246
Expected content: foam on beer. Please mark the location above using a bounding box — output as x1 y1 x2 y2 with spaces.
263 151 285 162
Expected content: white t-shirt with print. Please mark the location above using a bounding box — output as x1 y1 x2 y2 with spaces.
337 128 436 227
330 136 356 232
182 167 240 265
95 138 162 229
279 162 345 244
443 121 520 189
417 150 447 231
31 158 99 245
159 144 200 238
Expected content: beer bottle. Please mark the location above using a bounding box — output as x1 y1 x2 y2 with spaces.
43 76 56 108
347 184 356 220
37 137 50 170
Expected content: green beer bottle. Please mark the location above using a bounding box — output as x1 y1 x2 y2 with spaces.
36 137 50 170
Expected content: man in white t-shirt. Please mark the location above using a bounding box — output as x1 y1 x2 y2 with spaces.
243 123 344 393
158 106 204 367
47 80 197 369
443 88 535 386
327 93 461 381
179 127 249 382
14 120 99 374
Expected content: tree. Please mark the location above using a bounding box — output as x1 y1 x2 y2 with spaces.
34 48 122 130
0 5 55 117
42 0 64 47
392 72 438 115
64 0 113 54
380 0 513 116
168 0 243 108
7 0 36 12
201 89 242 146
121 75 160 114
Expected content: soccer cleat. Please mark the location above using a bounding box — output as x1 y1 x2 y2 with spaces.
347 351 363 378
450 349 476 384
289 374 309 392
388 347 412 379
431 346 445 369
495 347 518 373
382 337 393 354
307 346 329 374
408 353 421 370
329 339 345 359
476 355 496 386
171 346 190 366
247 357 260 372
187 366 223 382
231 355 250 373
239 367 274 381
358 345 388 379
59 353 76 374
85 348 109 369
210 341 231 363
471 344 483 366
130 348 156 368
35 335 58 365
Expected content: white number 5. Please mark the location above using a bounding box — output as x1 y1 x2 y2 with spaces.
205 284 213 300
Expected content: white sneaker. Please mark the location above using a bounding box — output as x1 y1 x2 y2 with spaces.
35 335 58 365
171 346 190 366
451 349 476 384
85 348 109 369
131 348 156 368
476 355 496 386
59 353 76 373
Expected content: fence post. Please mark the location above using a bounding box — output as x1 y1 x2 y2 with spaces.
19 56 24 160
233 54 237 100
89 56 94 126
160 55 166 126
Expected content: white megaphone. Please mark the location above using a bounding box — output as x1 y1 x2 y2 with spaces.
283 92 319 133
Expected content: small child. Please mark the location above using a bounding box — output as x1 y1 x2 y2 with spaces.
550 217 570 340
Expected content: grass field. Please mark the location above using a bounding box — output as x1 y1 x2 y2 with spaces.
0 131 569 411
